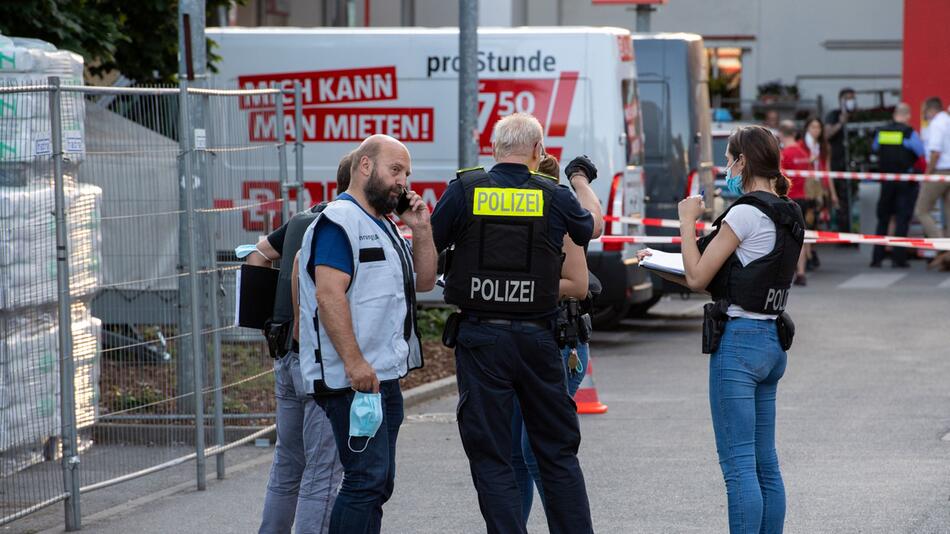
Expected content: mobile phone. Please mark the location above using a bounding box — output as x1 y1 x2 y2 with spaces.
396 188 411 215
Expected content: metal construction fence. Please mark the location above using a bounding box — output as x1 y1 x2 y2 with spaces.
0 78 306 529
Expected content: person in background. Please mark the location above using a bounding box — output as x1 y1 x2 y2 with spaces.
915 97 950 270
778 120 811 285
825 88 858 232
870 103 925 268
511 154 594 525
763 109 780 136
799 116 837 270
249 155 351 534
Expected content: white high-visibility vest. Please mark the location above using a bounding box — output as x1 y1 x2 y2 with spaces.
297 199 423 393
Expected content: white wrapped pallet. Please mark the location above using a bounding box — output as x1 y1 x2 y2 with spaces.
0 182 102 310
0 34 85 165
0 303 99 453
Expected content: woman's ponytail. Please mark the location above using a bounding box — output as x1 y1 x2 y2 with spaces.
773 174 791 197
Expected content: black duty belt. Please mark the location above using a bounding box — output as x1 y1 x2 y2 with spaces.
463 315 550 330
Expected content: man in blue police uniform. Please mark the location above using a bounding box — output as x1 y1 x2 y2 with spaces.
431 113 601 534
870 102 926 268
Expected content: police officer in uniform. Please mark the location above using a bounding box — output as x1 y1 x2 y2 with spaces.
641 125 804 533
870 103 926 268
431 113 600 534
248 154 350 534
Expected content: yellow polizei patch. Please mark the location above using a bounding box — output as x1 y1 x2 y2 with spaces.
877 130 904 145
472 187 544 217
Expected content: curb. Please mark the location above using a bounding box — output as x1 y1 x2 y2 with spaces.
402 375 458 408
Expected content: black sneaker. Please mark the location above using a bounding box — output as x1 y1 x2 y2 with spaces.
869 261 882 268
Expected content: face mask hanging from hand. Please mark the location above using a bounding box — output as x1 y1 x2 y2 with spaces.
723 159 743 196
348 391 383 453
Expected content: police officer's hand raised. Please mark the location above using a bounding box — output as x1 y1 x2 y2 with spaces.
347 357 380 393
398 189 431 230
565 155 597 187
678 195 705 223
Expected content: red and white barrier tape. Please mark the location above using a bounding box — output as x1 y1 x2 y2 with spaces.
782 168 950 183
597 235 950 250
603 216 950 251
708 166 950 183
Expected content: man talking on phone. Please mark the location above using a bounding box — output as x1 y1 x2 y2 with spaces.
297 134 437 534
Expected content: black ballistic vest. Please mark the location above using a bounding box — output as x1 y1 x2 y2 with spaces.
875 122 918 173
272 202 327 323
443 168 561 314
698 191 805 315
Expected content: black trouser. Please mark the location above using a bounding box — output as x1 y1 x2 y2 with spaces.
872 182 920 265
833 178 854 232
454 317 593 534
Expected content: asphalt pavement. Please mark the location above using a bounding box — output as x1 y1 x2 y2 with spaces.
27 247 950 533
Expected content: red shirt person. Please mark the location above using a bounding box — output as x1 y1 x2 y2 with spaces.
778 122 810 199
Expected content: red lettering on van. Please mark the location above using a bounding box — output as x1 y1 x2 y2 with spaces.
249 108 433 142
238 66 398 109
476 72 579 155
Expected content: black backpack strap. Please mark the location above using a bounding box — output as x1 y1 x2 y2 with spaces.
731 192 805 241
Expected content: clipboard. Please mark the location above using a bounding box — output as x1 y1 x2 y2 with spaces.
637 249 693 291
235 264 279 329
638 249 685 276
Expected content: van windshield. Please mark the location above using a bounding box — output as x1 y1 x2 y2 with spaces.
621 78 643 166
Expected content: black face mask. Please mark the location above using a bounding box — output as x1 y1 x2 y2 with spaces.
365 165 401 215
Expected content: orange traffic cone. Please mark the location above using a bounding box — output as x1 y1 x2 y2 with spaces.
574 356 608 414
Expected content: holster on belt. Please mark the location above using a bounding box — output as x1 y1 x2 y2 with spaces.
702 300 730 354
442 312 462 348
264 320 293 359
776 311 795 351
556 299 582 349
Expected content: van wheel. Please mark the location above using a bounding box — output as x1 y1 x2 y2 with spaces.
590 301 631 330
627 295 661 318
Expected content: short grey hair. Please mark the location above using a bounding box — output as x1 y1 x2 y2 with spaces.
894 102 912 117
492 113 543 158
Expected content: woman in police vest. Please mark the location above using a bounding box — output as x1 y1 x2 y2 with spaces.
641 125 804 533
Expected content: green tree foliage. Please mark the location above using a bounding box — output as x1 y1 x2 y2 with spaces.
0 0 242 84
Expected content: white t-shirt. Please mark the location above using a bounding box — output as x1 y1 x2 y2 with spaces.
721 204 778 320
926 110 950 170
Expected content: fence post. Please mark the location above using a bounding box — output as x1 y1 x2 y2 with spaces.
293 81 305 210
275 87 290 224
50 76 82 531
205 112 226 481
179 80 207 491
210 250 225 479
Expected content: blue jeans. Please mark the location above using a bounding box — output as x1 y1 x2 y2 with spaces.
260 351 343 534
512 342 589 524
315 380 403 534
710 318 787 534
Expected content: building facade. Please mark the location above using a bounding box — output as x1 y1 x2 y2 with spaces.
227 0 904 118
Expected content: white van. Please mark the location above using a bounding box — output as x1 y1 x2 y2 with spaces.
207 27 650 326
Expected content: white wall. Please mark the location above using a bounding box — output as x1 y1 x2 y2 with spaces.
231 0 904 114
544 0 903 114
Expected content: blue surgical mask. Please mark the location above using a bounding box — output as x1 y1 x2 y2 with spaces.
348 392 383 453
234 244 259 259
723 160 743 196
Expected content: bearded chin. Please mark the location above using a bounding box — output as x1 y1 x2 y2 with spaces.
366 169 399 215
